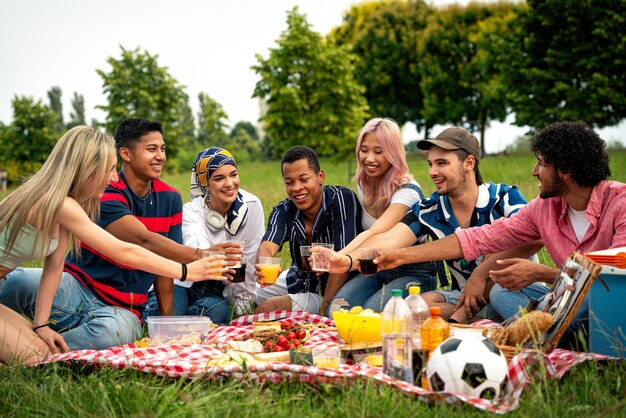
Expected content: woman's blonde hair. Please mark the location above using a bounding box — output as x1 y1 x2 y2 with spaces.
0 126 115 258
355 118 413 211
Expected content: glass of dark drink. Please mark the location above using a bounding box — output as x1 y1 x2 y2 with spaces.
300 245 313 272
231 263 246 283
358 248 379 275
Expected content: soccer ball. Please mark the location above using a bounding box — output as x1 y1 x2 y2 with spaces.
425 336 509 401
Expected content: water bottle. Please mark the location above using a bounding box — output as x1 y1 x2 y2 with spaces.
405 286 430 385
420 306 450 389
382 289 413 383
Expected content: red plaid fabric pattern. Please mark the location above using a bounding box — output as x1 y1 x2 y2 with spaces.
41 311 612 413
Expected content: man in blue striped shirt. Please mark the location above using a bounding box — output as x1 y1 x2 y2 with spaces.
255 146 362 315
324 128 540 323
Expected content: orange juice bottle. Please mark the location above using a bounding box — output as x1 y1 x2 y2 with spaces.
420 306 450 389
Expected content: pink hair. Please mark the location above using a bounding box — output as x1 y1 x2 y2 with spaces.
355 118 414 212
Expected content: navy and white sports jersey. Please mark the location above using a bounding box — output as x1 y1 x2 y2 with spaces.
64 172 183 319
263 185 362 295
401 182 527 290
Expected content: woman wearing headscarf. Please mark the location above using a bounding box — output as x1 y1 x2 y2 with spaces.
144 148 264 324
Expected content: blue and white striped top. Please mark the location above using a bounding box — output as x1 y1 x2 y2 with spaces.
263 185 362 295
401 182 528 290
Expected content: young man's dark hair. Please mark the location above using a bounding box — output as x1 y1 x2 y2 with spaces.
281 145 321 174
531 121 611 187
114 118 163 150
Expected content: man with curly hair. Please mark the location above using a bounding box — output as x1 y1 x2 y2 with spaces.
365 121 625 347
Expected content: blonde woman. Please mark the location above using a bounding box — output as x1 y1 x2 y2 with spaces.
0 126 225 365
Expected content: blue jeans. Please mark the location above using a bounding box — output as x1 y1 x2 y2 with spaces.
143 284 232 325
328 262 437 315
0 268 141 350
489 282 550 320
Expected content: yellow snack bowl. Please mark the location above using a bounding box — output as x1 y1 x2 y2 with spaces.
332 310 382 345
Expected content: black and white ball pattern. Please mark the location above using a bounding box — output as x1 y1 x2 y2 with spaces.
425 336 509 401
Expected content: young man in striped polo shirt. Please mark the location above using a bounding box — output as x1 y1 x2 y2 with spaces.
254 146 362 316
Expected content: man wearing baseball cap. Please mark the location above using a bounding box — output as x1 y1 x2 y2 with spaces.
326 126 539 323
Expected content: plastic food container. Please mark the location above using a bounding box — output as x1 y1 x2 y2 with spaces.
145 316 213 345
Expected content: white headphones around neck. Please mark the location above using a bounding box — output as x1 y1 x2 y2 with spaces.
204 196 226 231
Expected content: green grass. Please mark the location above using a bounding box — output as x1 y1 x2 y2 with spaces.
1 150 625 416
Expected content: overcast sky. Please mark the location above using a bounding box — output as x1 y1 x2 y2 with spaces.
1 0 624 153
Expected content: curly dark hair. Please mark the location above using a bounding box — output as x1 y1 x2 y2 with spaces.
531 121 611 187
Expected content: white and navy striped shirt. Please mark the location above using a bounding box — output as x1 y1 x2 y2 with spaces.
401 182 528 290
263 185 362 294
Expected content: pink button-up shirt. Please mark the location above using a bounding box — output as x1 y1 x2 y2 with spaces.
456 181 626 267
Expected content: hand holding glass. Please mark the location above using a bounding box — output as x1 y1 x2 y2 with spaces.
259 256 281 285
312 243 334 272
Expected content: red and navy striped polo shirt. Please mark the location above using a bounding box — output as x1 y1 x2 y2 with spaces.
64 171 183 319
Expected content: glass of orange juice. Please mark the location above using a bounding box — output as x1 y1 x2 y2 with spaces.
259 256 281 285
202 250 226 277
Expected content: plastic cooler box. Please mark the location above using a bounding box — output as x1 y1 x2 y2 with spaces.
588 265 626 358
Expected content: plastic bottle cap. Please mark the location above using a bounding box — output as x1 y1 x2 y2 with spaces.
391 289 403 297
429 306 441 316
408 286 421 295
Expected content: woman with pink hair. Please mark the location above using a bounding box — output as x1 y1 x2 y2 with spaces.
328 118 437 314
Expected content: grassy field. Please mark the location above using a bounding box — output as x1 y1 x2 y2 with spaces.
1 149 625 417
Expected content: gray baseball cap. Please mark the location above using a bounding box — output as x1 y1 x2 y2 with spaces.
417 127 481 160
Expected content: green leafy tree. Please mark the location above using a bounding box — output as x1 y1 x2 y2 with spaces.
196 92 230 148
0 96 58 175
330 0 431 130
504 0 626 128
419 3 516 153
66 92 86 129
253 8 369 159
47 86 64 133
230 121 258 141
96 46 194 158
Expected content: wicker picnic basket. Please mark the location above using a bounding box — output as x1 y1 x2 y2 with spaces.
484 252 602 362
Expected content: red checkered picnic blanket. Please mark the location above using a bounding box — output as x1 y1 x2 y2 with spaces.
42 311 611 414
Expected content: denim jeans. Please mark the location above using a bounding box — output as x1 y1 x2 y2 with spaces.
327 262 437 316
143 284 232 325
0 268 141 350
489 282 550 320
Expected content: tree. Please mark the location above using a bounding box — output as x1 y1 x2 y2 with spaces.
96 46 194 157
418 3 516 153
504 0 626 128
253 8 369 159
67 92 86 129
0 96 58 174
47 86 64 133
330 0 432 130
230 121 258 141
196 92 230 148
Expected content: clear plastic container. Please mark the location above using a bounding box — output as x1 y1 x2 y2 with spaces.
145 316 213 345
382 289 413 383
